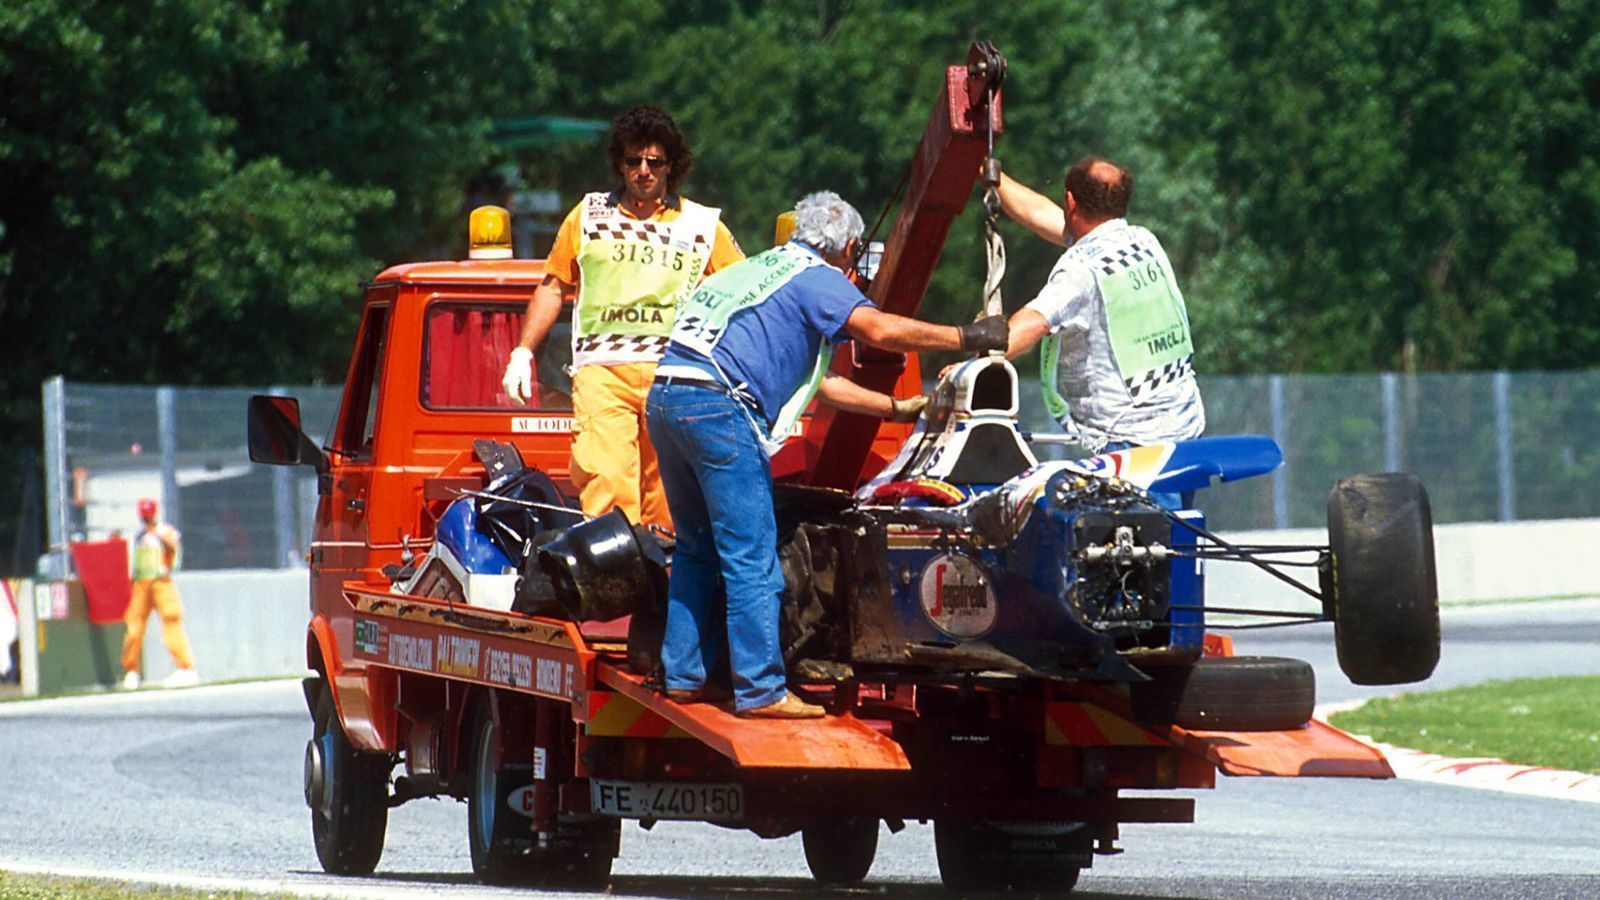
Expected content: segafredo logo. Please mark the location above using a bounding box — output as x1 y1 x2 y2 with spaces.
919 553 996 638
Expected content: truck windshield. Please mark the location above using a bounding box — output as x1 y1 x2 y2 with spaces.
422 301 573 411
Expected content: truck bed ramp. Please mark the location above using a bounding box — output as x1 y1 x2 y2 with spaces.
1176 718 1394 778
597 664 912 771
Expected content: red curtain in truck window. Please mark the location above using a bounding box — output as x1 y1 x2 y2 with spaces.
423 304 528 409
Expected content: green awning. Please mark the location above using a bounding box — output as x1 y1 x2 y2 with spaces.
491 116 609 149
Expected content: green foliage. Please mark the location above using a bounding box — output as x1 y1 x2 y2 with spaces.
1200 0 1600 372
1329 675 1600 775
0 0 550 428
4 0 1600 428
7 0 1599 402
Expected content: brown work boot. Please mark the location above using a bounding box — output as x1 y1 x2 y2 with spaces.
737 690 825 719
664 685 729 704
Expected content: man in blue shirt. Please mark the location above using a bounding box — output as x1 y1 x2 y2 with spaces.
645 191 1009 718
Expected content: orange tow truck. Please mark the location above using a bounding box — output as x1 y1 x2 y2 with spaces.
247 44 1414 893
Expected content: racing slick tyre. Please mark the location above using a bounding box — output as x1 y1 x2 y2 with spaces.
1133 656 1316 731
802 818 878 884
307 683 389 875
934 819 1086 893
467 700 616 889
1327 472 1441 685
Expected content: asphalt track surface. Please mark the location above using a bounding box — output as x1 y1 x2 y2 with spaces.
2 600 1597 899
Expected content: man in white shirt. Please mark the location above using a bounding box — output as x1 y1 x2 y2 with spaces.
997 157 1204 455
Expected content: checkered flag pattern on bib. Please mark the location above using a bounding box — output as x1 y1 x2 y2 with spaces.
1125 354 1194 399
1098 242 1156 276
672 313 721 344
574 334 673 356
584 219 712 249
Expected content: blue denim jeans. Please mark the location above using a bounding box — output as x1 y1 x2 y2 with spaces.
644 382 787 712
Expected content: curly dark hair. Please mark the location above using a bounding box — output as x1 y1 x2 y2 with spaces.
607 105 693 194
1063 156 1133 220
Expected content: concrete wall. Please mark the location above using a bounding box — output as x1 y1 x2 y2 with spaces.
135 570 311 685
1206 517 1600 615
117 519 1600 685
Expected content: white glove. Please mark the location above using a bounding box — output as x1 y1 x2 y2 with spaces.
889 394 930 423
502 347 535 405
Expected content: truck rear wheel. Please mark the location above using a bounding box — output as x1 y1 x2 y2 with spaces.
802 818 877 884
1327 472 1440 685
307 683 389 875
467 702 526 885
466 700 616 889
934 820 1085 893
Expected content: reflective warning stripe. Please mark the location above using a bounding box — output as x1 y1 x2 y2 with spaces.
1043 701 1167 746
583 690 689 738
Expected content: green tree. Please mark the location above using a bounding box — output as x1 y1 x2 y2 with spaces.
1201 0 1600 372
0 0 552 570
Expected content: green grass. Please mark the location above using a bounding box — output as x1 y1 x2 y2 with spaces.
1329 675 1600 774
1446 592 1598 607
0 871 289 899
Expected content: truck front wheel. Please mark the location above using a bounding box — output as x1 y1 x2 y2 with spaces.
306 683 389 875
934 820 1086 893
802 818 877 884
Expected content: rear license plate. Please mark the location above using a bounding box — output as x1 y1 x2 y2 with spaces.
590 780 744 822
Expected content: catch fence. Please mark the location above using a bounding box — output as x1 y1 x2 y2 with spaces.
39 370 1600 572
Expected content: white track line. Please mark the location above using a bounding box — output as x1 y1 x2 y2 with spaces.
0 678 301 716
0 860 496 898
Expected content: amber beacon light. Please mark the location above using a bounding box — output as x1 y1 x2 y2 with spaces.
468 205 513 259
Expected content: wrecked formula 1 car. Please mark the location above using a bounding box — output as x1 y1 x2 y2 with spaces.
768 354 1441 720
387 437 671 673
414 352 1440 733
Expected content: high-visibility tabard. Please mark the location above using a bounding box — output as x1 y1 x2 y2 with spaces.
670 243 829 455
1041 226 1194 418
573 192 720 368
1094 234 1193 399
132 527 176 580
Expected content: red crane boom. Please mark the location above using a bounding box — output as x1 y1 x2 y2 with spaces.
803 41 1006 489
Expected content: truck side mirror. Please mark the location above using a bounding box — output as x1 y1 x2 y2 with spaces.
248 395 329 481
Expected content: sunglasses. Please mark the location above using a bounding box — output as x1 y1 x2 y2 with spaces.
623 155 668 170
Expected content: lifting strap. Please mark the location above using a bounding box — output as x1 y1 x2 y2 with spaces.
978 78 1007 338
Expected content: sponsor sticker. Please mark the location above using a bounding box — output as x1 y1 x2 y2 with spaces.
354 619 381 655
387 633 433 672
919 553 997 638
484 647 536 689
535 658 573 697
436 634 481 678
507 784 538 818
512 417 573 434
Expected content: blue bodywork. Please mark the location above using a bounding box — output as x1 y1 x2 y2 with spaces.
866 435 1282 675
436 498 515 575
